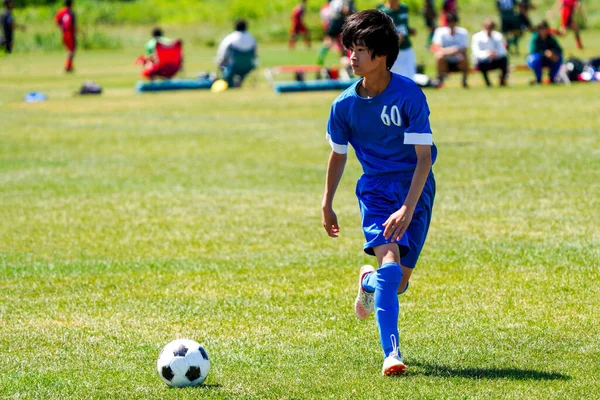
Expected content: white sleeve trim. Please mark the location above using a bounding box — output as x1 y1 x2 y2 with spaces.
404 133 433 145
326 132 348 154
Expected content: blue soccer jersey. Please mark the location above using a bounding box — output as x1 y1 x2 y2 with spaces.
326 73 437 176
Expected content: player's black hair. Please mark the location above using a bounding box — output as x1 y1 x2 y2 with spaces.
65 0 73 7
152 27 163 38
341 9 399 70
3 0 13 7
446 13 458 24
235 19 247 32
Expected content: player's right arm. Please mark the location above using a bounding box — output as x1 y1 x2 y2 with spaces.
322 151 346 237
322 100 350 238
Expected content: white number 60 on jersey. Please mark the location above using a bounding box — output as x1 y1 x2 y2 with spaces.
380 105 402 127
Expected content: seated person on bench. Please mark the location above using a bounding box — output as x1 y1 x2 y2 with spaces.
431 13 469 88
472 18 508 87
138 28 182 80
216 19 258 88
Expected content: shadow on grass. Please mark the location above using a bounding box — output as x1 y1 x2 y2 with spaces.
169 383 222 390
410 361 570 381
196 383 223 388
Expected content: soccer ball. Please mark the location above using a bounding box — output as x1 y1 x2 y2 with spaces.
157 339 210 387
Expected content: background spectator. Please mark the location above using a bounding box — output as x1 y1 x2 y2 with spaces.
526 20 563 84
472 18 508 87
216 19 258 88
431 13 469 88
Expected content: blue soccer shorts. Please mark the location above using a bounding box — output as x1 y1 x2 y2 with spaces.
355 171 436 268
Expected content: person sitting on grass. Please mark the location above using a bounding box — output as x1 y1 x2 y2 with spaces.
431 13 469 88
216 19 258 88
526 20 563 85
137 27 181 80
471 18 508 87
322 9 436 376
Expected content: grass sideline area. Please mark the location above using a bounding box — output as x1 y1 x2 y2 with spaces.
1 28 600 400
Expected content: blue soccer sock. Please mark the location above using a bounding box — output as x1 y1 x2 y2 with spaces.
363 269 409 294
373 262 403 357
361 270 377 293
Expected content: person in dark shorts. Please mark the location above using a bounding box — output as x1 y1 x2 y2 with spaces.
423 0 437 48
496 0 523 54
317 0 356 66
1 0 15 54
517 0 534 32
471 19 509 87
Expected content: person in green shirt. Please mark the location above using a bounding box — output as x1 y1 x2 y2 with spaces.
378 0 417 80
526 20 563 84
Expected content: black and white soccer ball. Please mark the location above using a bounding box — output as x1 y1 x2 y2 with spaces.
157 339 210 387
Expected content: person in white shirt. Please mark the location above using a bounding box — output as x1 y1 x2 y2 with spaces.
431 13 469 88
216 19 258 87
472 18 508 87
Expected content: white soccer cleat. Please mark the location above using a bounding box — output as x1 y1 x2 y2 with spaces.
382 335 407 376
382 353 406 376
354 265 375 320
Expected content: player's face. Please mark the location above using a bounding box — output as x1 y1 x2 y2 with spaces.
348 45 386 76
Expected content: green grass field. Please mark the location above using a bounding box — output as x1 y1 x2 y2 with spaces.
1 26 600 399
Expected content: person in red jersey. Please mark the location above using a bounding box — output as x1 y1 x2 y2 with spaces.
549 0 583 49
440 0 457 27
289 0 310 49
55 0 76 72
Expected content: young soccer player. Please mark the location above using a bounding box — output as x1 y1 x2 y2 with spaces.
322 9 436 376
55 0 76 72
378 0 417 80
423 0 438 48
549 0 583 50
440 0 458 27
289 0 310 49
1 0 15 54
317 0 356 66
